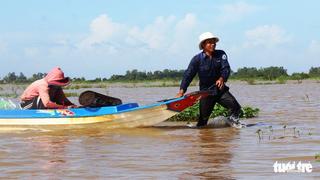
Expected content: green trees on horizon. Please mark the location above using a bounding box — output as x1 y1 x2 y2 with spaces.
1 66 320 84
0 72 46 84
232 66 288 80
109 69 185 81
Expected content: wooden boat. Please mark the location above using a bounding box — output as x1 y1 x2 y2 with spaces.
0 91 209 129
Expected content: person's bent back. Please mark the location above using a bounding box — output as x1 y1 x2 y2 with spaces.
20 67 76 109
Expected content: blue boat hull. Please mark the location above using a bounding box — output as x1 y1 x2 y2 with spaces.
0 91 210 129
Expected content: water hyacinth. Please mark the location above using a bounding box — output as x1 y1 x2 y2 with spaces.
168 102 259 121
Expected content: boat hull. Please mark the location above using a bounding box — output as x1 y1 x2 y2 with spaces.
0 104 177 129
0 91 211 130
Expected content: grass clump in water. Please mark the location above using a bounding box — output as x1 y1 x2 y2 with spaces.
315 153 320 162
167 103 259 122
64 92 79 97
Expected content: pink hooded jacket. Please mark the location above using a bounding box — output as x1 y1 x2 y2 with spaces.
20 67 74 109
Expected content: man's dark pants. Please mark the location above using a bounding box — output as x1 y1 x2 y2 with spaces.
197 90 241 127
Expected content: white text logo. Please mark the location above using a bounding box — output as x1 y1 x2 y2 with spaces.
273 161 312 173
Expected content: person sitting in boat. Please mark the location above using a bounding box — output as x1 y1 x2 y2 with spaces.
20 67 77 109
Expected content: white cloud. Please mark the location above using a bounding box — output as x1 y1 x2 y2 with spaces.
78 14 124 49
228 25 294 71
217 1 260 23
127 15 176 49
78 13 198 54
169 13 197 53
70 13 199 76
243 25 292 48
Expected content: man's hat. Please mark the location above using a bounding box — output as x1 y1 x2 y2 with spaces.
198 32 219 50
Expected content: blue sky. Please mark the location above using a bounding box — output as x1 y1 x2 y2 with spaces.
0 0 319 79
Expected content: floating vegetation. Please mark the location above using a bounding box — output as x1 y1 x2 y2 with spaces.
64 92 79 97
245 79 256 85
304 94 310 102
66 84 96 90
167 103 259 121
241 106 260 118
256 129 262 142
65 83 109 90
293 127 297 138
297 130 301 137
276 76 287 84
254 125 312 143
315 153 320 162
268 126 273 140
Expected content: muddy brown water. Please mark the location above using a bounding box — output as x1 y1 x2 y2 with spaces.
0 82 319 179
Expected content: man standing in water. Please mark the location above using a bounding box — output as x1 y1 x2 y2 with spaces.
176 32 244 128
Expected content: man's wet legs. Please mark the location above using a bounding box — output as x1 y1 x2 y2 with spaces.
218 91 241 118
197 96 217 127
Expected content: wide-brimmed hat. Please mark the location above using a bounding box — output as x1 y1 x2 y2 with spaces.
198 32 219 50
45 67 71 86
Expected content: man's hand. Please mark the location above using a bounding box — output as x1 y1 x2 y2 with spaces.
175 89 184 98
215 77 224 89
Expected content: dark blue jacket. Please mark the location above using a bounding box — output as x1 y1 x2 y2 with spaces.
180 50 231 92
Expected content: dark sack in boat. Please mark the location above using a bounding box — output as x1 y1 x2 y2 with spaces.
79 91 122 107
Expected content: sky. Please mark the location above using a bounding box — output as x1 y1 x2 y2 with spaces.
0 0 319 79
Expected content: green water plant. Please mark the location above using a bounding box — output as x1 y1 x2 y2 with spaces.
315 153 320 162
304 94 310 102
64 92 79 97
276 76 287 84
268 126 273 140
167 103 260 121
256 129 262 142
283 125 287 136
245 78 256 85
240 106 260 118
293 127 297 138
297 130 301 137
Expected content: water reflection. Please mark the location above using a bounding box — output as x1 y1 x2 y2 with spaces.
27 136 69 178
181 128 238 179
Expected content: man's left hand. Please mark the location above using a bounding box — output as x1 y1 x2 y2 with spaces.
215 77 224 89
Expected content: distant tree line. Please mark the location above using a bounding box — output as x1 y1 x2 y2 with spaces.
232 66 320 80
0 72 46 84
0 66 320 84
109 69 185 81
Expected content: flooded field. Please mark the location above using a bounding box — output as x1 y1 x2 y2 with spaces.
0 82 319 179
